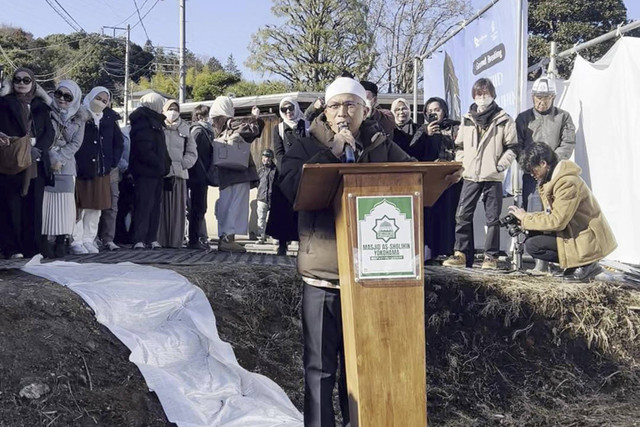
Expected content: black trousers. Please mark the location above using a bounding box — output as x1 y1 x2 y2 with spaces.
187 182 208 243
525 233 559 263
454 180 503 261
22 170 46 257
115 174 136 244
302 284 349 427
133 176 163 244
0 173 24 257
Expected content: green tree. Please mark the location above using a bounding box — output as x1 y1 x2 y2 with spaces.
191 70 241 101
224 54 241 78
226 79 292 97
206 56 223 72
246 0 378 91
528 0 628 78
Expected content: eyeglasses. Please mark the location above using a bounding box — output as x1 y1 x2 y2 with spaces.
54 90 74 103
280 105 295 113
325 101 365 113
13 76 33 85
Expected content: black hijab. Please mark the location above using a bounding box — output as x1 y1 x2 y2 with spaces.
11 67 37 134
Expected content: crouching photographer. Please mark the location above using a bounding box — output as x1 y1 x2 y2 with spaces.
508 142 617 282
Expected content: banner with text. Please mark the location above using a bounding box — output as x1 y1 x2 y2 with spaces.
423 0 527 120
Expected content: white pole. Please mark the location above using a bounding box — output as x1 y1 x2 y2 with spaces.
124 24 130 125
179 0 186 104
413 56 419 123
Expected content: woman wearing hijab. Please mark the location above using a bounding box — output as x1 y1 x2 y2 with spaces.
265 97 306 255
70 86 123 254
158 100 197 248
209 96 263 253
45 80 87 257
0 67 55 259
129 92 170 250
390 97 418 155
408 97 462 262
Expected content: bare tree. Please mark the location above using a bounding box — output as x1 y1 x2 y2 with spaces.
367 0 471 93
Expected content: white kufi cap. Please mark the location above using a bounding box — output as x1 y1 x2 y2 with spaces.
325 77 367 104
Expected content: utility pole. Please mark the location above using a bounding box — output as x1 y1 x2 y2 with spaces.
102 25 131 125
178 0 186 103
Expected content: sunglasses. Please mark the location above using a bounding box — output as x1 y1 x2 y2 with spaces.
13 76 33 85
280 105 295 113
54 90 74 103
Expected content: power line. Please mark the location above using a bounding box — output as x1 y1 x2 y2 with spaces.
131 0 162 31
44 0 85 33
22 33 93 51
112 0 150 27
53 0 86 32
133 0 151 42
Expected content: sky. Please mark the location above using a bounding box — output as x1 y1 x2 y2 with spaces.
1 0 639 82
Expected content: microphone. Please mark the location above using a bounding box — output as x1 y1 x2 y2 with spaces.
338 123 355 163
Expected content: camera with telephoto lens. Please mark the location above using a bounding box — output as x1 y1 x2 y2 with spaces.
497 213 528 238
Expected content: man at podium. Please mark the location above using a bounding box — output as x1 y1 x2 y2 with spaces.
278 77 414 426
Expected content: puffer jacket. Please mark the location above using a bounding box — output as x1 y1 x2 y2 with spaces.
129 106 170 178
521 160 617 268
455 109 517 182
163 119 197 179
49 105 89 176
516 107 576 161
279 115 415 284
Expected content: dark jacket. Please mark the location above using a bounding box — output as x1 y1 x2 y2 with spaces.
128 106 170 178
188 123 214 185
211 115 265 190
257 163 276 204
392 120 419 156
273 120 307 168
0 91 55 185
76 108 124 180
409 125 458 162
279 115 414 282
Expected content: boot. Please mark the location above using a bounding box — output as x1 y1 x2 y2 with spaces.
530 259 549 275
54 235 67 258
39 235 55 259
218 234 246 253
277 241 288 256
442 251 466 267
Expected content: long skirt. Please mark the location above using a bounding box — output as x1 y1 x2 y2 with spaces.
216 182 249 237
42 191 76 235
158 177 187 248
76 175 111 210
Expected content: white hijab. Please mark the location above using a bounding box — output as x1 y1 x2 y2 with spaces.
279 97 304 128
140 92 166 114
55 80 82 123
83 86 111 125
209 96 234 118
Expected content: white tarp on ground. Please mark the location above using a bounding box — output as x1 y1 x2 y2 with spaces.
22 258 303 427
558 37 640 265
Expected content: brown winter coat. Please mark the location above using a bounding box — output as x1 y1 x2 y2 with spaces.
521 160 617 268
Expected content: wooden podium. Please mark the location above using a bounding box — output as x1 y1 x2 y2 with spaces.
294 162 461 426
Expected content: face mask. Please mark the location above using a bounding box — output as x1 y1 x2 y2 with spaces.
475 96 494 108
165 110 180 123
90 99 106 113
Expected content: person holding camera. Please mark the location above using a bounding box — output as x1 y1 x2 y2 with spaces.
508 142 616 282
442 78 518 269
409 97 462 261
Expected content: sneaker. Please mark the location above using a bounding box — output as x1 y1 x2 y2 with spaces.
133 242 146 250
83 242 100 254
529 259 549 276
150 241 162 249
442 251 466 267
481 255 498 270
218 235 246 253
257 235 266 245
104 241 120 251
187 240 209 250
9 253 24 260
70 243 89 255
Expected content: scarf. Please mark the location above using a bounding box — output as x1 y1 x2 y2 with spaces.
56 80 83 123
83 86 110 126
12 67 37 135
391 98 410 126
279 97 304 128
470 101 501 130
209 96 234 118
140 92 166 113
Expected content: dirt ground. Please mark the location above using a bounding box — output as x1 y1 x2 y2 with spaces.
1 262 639 426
